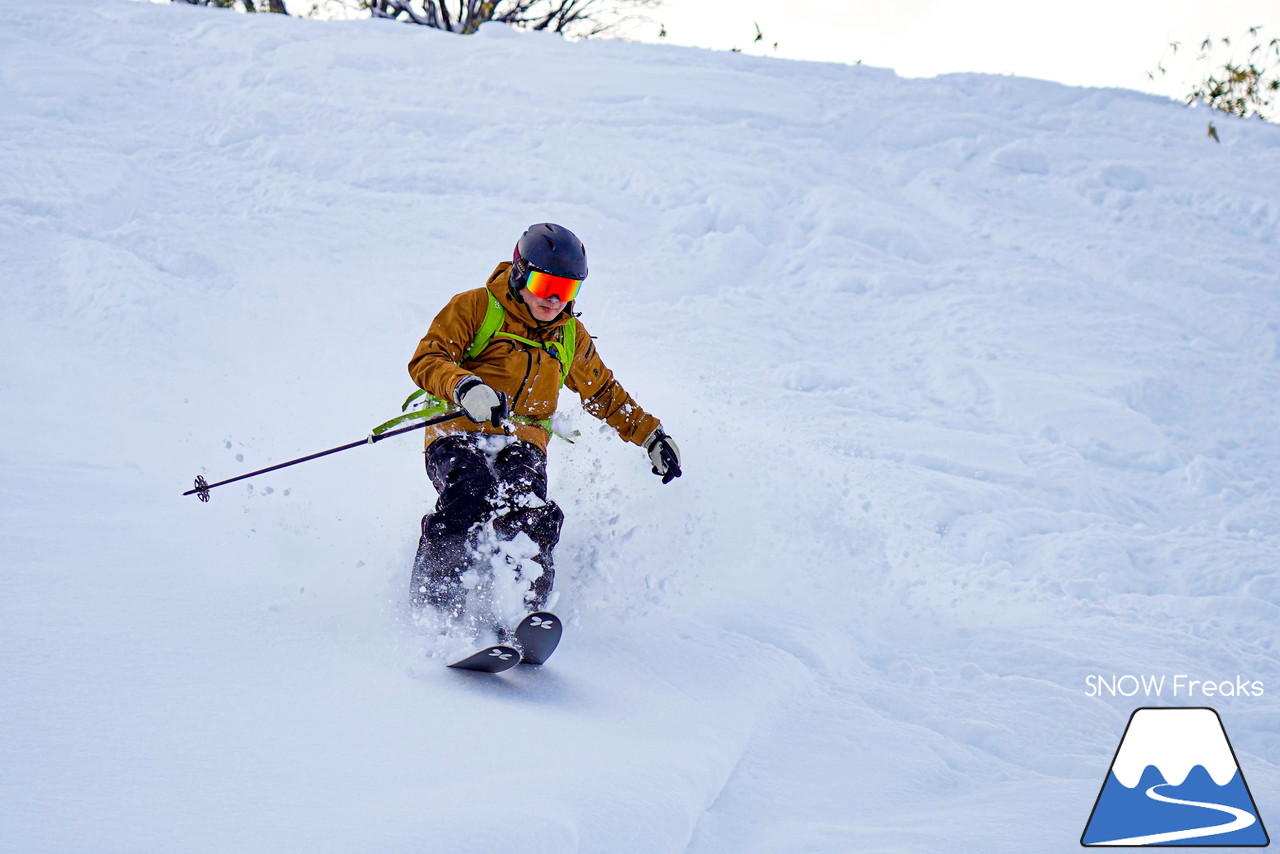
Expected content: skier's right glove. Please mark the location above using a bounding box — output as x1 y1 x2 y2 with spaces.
454 376 508 427
644 426 682 484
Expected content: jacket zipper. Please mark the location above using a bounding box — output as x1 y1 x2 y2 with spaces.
510 346 535 412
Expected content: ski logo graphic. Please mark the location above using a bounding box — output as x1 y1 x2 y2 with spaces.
1081 707 1269 847
488 649 513 661
529 616 555 630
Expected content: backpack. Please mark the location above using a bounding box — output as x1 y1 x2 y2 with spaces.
373 290 576 437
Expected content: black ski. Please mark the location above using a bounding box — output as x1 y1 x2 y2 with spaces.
447 644 520 673
513 611 562 665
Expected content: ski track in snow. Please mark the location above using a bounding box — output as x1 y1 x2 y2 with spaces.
2 1 1279 852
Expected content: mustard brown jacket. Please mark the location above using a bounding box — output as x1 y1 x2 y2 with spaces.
408 262 661 453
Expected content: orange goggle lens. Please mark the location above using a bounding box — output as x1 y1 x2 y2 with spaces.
525 269 582 302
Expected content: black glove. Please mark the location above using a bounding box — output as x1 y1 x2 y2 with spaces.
644 427 682 484
454 377 508 427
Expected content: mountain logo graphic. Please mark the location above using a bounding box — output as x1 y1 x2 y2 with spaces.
1081 707 1270 847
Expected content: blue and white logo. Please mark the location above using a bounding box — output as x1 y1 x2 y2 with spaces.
1082 707 1269 847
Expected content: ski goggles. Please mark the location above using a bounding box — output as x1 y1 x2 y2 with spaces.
525 269 583 303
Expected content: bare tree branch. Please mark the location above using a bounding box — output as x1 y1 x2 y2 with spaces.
173 0 657 39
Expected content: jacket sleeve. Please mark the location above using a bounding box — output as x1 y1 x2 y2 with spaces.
408 289 486 402
566 318 661 446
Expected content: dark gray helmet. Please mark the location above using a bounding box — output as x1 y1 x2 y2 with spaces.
511 223 588 290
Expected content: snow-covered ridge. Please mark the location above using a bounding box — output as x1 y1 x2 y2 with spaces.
2 1 1278 852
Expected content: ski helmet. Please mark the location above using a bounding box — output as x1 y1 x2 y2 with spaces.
510 223 588 296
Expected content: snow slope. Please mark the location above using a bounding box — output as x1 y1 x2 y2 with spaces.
2 1 1279 851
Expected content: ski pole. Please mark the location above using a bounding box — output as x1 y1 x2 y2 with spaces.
183 410 468 502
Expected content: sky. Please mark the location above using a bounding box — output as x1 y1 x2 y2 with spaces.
617 0 1280 102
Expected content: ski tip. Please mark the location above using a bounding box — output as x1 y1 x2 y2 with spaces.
519 611 560 628
514 611 563 666
447 644 521 673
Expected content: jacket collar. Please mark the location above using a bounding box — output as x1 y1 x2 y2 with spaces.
485 261 575 334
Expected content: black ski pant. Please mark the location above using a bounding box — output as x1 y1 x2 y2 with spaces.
410 434 562 613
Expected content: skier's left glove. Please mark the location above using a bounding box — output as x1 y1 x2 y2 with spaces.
643 426 682 484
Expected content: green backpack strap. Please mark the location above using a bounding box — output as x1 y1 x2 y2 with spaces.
462 290 576 386
463 290 506 362
492 319 575 387
378 295 577 438
370 396 452 435
555 319 576 386
376 292 508 434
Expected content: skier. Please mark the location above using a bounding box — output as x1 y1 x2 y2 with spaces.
407 223 681 618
